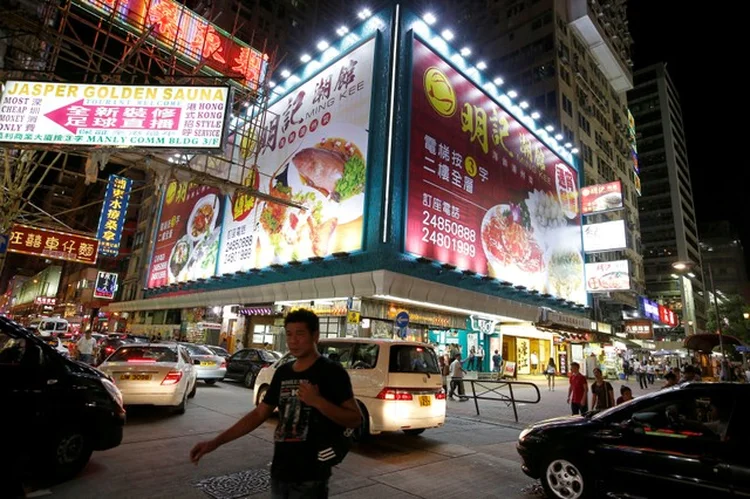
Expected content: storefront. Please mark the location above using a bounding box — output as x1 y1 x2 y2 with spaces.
501 324 554 375
361 299 466 346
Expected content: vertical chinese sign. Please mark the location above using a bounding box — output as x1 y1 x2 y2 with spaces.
217 38 376 274
7 224 99 264
405 38 585 304
0 82 229 148
97 175 133 257
147 182 224 288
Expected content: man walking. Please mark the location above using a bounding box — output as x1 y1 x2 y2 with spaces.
476 344 485 373
567 362 588 415
76 330 97 365
448 354 468 401
492 349 503 373
190 310 362 498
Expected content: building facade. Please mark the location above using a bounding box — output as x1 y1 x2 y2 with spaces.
628 63 707 332
700 221 750 304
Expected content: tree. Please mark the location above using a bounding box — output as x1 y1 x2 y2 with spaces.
706 294 750 344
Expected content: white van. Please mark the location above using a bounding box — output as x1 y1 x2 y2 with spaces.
253 338 446 437
28 317 70 337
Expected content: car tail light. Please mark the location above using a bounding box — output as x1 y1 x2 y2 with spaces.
220 361 227 368
161 370 183 385
127 358 156 363
435 389 446 400
376 388 413 401
105 346 115 354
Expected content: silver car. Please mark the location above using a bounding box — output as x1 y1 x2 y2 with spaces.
180 343 226 384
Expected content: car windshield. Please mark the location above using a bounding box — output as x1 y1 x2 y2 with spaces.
40 322 56 331
208 346 229 355
389 345 440 374
183 343 214 356
108 346 177 363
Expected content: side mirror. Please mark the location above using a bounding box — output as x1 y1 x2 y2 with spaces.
194 359 201 365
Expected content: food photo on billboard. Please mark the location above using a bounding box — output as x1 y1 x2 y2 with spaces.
584 260 631 292
404 38 585 304
580 181 623 215
217 37 376 274
147 182 224 288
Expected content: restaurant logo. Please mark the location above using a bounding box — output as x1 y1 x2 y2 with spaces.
424 67 456 117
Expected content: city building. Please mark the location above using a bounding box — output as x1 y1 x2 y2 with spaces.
700 221 750 304
628 62 707 332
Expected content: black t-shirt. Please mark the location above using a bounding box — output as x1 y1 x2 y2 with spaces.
262 356 354 482
591 381 613 410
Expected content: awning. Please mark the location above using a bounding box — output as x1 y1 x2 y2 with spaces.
238 306 275 316
103 270 543 322
683 333 742 353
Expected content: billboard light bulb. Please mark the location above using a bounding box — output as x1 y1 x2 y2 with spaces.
493 77 504 86
507 90 518 99
358 8 372 19
300 53 311 63
564 142 573 148
423 12 437 25
441 29 454 41
460 47 471 56
316 40 329 51
336 26 349 36
571 147 579 154
519 101 529 109
554 133 563 140
476 61 487 70
545 125 554 132
530 111 540 119
280 69 291 78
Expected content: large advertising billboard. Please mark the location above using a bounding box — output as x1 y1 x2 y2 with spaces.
585 260 631 292
0 82 230 149
93 271 119 300
580 181 623 215
147 182 225 288
7 224 99 265
405 39 585 304
582 220 627 253
217 38 375 274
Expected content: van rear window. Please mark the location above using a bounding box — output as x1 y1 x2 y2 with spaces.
389 345 440 374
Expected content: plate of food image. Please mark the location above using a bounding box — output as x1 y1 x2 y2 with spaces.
187 193 219 243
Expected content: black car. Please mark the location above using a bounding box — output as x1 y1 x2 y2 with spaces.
225 348 278 388
206 345 231 361
517 383 749 499
0 317 125 489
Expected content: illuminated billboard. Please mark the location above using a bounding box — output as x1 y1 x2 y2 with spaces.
582 220 627 253
585 260 631 292
580 181 623 215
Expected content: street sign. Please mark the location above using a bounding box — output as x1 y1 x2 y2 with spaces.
395 311 410 329
347 311 361 324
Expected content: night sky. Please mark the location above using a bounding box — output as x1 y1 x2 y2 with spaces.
627 2 748 264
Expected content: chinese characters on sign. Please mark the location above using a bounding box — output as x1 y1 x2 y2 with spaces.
640 297 660 322
582 220 627 253
624 320 653 339
93 271 119 300
0 82 229 149
7 224 98 265
405 39 585 304
580 181 624 215
34 296 57 306
77 0 268 90
584 260 631 292
96 175 133 257
658 304 677 327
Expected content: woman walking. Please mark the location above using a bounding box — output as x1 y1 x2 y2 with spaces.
545 357 557 391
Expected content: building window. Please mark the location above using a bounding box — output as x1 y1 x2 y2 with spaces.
563 125 575 143
252 325 275 345
577 114 591 136
319 317 341 339
562 94 573 116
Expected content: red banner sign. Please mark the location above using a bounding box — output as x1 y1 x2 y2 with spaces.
580 181 623 215
658 304 677 327
405 39 585 304
7 224 99 265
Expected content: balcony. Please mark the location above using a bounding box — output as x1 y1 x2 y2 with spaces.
566 0 633 92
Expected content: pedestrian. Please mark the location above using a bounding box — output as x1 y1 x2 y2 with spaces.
662 371 678 388
439 355 449 394
76 330 97 365
616 386 633 405
448 354 468 401
591 368 615 411
567 362 588 415
492 349 503 373
671 366 681 380
635 359 647 390
621 356 630 381
235 336 244 352
467 346 476 371
220 335 228 350
530 351 539 375
646 361 655 385
545 357 557 391
585 352 597 379
189 309 362 498
476 344 484 373
680 365 697 384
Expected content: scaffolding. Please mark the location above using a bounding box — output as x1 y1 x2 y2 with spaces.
0 0 287 235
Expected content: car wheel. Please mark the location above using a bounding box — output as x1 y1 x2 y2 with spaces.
244 371 256 389
541 456 589 499
352 401 370 442
188 380 197 399
51 429 92 480
174 389 188 415
204 379 217 385
255 385 268 406
403 428 425 436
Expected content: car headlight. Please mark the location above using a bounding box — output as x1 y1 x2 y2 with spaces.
101 378 124 409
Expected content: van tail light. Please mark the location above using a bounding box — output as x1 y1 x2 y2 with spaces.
105 346 115 354
161 371 183 385
220 361 227 369
376 388 413 401
435 389 446 400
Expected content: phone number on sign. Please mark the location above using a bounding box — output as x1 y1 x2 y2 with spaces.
421 211 476 257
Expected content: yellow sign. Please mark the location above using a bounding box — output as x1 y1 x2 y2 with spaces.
347 311 361 324
424 67 456 117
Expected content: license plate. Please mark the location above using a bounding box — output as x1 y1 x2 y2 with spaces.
419 395 431 407
200 361 215 367
120 373 151 381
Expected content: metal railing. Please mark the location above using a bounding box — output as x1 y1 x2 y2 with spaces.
462 377 542 422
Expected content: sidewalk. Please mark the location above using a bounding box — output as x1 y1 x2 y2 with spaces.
448 371 664 427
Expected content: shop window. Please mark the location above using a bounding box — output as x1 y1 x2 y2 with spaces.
319 317 341 339
252 325 274 345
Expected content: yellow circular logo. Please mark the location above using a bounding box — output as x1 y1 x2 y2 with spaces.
464 156 478 178
424 67 456 117
165 181 177 205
